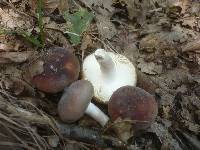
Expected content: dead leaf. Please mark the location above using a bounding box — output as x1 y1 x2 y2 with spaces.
44 0 69 14
181 16 197 29
0 8 30 29
81 35 92 51
47 135 59 148
137 57 163 75
190 2 200 16
187 121 200 133
167 0 190 14
0 51 34 64
10 0 21 3
81 0 114 12
28 60 44 78
121 0 138 20
0 43 20 52
80 0 117 39
182 38 200 52
96 12 117 39
151 122 182 150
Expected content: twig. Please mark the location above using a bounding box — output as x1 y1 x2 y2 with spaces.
0 99 125 148
57 123 125 148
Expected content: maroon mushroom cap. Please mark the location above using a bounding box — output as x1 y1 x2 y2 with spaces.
58 80 94 123
108 86 158 131
31 47 80 93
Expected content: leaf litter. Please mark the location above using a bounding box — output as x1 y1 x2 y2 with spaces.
0 0 200 149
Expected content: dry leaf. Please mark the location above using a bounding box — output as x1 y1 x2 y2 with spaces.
31 0 68 14
0 8 30 29
120 0 140 20
167 0 190 13
45 0 69 14
80 35 92 51
151 122 182 150
28 60 44 78
137 57 163 75
0 43 20 52
0 51 33 64
96 13 117 39
181 16 197 29
81 0 114 12
80 0 117 39
182 38 200 52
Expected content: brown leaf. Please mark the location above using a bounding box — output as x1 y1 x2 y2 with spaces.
80 0 114 12
31 0 68 14
81 35 93 50
0 51 34 64
151 122 182 150
28 60 44 78
96 13 117 39
0 43 20 52
80 0 116 39
137 57 163 75
44 0 69 14
182 38 200 52
0 8 30 29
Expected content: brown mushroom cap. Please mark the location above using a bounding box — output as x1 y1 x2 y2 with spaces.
31 47 80 93
58 80 94 123
108 86 158 131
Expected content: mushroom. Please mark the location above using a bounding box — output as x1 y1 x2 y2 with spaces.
82 48 137 103
30 47 80 93
108 86 158 142
58 80 109 126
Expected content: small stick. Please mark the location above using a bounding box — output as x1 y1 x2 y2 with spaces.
0 99 125 148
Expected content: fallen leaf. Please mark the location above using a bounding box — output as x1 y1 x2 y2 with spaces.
64 8 94 45
167 0 190 14
0 8 30 29
81 0 114 12
0 43 20 52
47 135 59 148
151 122 182 150
0 51 33 64
182 38 200 52
137 57 163 75
45 0 69 14
81 35 93 51
190 2 200 16
96 12 117 39
28 60 44 78
80 0 117 39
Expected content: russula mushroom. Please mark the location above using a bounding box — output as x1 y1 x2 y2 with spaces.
108 86 158 142
58 80 109 126
30 47 80 93
82 48 137 103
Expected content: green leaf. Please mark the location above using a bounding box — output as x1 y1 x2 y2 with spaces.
20 31 42 47
64 8 94 45
36 0 44 47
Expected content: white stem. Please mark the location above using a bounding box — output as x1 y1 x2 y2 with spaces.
85 103 109 126
94 49 115 78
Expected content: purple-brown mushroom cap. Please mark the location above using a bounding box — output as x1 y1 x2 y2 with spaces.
58 80 94 123
31 47 80 93
108 86 158 131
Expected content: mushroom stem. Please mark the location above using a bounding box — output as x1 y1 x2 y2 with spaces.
85 103 109 126
94 49 115 78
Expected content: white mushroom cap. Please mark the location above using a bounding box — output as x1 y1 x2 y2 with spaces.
82 49 137 103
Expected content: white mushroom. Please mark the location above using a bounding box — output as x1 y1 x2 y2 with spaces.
82 49 137 103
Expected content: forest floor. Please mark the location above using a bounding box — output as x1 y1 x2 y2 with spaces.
0 0 199 150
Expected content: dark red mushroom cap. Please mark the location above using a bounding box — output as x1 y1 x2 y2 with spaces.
108 86 158 131
58 80 94 123
31 47 80 93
